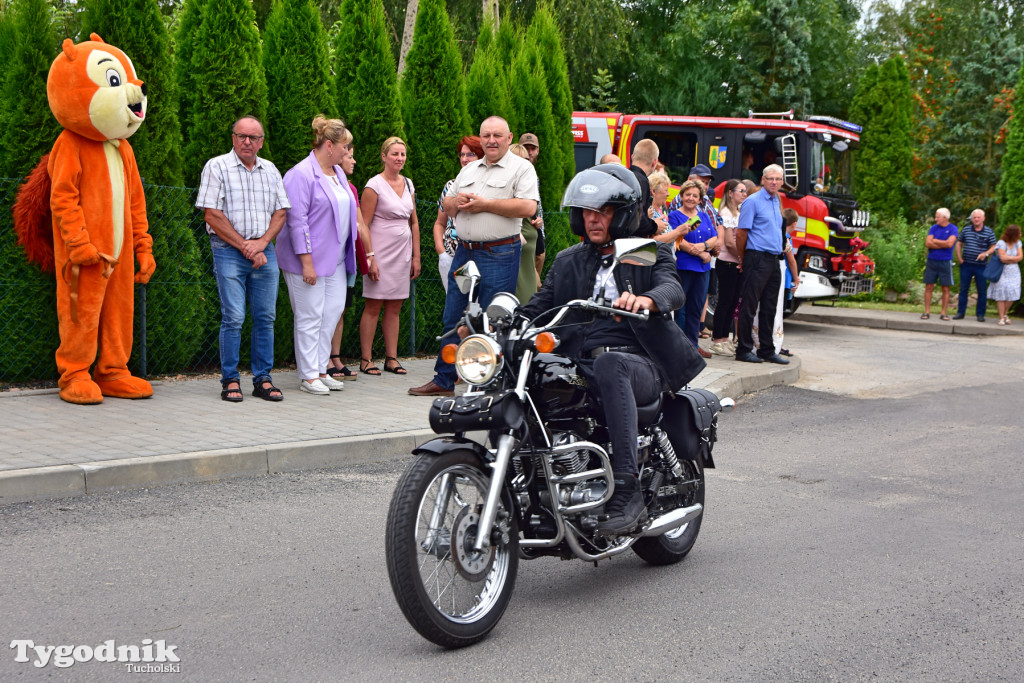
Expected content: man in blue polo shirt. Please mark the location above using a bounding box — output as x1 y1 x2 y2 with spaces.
922 207 958 320
954 208 997 322
734 165 788 364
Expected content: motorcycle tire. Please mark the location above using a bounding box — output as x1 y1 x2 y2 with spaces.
632 456 705 565
385 449 519 648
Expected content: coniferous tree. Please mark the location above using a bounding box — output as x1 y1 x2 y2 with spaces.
0 5 15 98
263 0 334 172
851 56 913 216
996 62 1024 230
399 0 469 200
733 0 812 116
465 20 511 131
335 0 404 190
182 0 268 184
83 0 183 186
510 42 557 211
0 0 61 178
174 0 207 184
492 20 523 136
527 4 574 191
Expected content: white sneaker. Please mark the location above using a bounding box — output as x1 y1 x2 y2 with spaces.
709 341 734 356
319 375 345 391
299 378 330 395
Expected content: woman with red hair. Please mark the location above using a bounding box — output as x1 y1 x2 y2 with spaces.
431 136 483 291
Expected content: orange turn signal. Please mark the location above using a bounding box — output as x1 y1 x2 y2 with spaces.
534 332 556 354
441 343 458 364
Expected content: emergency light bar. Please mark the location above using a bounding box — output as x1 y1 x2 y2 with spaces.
807 115 863 134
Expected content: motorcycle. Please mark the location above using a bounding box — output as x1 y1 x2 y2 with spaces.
385 238 733 648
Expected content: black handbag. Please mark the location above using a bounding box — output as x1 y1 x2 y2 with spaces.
429 389 525 434
983 254 1003 283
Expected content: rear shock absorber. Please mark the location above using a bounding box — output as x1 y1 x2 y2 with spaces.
652 426 683 479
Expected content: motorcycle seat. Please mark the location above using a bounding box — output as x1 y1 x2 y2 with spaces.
636 396 662 425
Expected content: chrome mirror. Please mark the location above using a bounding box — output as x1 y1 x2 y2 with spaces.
614 238 659 267
454 260 481 294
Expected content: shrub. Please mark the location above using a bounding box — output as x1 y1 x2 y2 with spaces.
862 212 926 295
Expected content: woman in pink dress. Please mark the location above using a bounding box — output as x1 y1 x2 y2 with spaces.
358 136 420 375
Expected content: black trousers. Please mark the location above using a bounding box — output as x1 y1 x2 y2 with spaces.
579 352 666 475
736 250 781 357
712 259 742 340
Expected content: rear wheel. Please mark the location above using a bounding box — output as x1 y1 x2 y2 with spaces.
385 450 518 648
632 457 705 565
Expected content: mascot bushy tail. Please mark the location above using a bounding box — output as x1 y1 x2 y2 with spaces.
11 34 156 405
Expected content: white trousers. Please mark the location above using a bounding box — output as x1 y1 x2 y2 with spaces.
283 264 347 380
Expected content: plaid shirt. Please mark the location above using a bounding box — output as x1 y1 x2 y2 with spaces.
195 150 290 240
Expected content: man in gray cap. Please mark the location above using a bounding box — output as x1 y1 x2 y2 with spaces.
519 132 540 164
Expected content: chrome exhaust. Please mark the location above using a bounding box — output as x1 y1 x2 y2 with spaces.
640 503 703 537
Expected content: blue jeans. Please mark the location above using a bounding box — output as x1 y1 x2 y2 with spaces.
675 269 710 349
431 240 521 390
957 261 988 317
211 236 279 385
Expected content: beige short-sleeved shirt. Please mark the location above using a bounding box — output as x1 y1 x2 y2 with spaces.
447 150 540 242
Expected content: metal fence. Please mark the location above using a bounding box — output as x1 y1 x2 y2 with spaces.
0 177 574 389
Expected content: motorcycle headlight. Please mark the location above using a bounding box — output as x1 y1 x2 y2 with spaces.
454 335 503 385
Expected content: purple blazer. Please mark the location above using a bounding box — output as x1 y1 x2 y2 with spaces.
278 151 358 277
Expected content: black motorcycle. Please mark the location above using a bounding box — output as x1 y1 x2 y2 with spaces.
385 239 732 648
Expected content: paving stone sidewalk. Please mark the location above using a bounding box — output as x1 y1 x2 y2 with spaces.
0 354 799 504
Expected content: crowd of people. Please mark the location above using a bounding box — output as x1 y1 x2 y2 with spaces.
195 113 1020 404
921 208 1022 325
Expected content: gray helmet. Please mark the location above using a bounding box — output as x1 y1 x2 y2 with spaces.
562 164 642 241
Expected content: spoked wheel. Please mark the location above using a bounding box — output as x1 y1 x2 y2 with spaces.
632 457 705 565
385 450 518 648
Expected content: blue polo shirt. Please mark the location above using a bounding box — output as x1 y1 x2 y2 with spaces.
737 188 783 254
927 222 958 261
669 209 716 272
959 224 997 262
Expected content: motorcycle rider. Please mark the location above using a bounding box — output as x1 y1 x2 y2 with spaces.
517 164 707 534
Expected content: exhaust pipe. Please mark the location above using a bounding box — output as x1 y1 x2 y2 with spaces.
640 504 702 537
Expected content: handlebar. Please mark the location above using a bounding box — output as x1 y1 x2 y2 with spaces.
519 298 649 341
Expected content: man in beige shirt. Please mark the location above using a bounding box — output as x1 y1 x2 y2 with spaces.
409 116 539 396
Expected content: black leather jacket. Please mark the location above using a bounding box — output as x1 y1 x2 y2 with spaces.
519 240 706 391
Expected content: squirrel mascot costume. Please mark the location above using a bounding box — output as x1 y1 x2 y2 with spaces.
13 34 156 404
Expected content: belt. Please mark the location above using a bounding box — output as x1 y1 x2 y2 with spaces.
588 345 643 359
458 236 518 251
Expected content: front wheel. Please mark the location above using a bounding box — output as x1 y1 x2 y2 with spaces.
385 450 519 648
632 456 705 565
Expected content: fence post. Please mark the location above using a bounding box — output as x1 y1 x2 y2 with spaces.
139 283 147 378
409 279 417 355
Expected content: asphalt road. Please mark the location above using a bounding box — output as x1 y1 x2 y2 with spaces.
2 322 1022 681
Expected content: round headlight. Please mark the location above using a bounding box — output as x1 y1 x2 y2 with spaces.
454 335 503 385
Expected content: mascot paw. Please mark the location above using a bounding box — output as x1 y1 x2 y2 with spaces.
96 375 154 399
69 242 101 266
135 252 156 284
60 379 104 405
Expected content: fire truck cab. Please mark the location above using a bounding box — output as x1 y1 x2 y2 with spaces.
572 111 874 303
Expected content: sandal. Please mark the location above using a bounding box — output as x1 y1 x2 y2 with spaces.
779 348 793 357
360 358 381 376
920 313 930 320
940 314 950 321
220 379 243 403
252 379 284 402
699 329 712 339
384 356 407 375
326 354 358 380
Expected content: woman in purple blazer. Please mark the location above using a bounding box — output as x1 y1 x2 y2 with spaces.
279 116 362 396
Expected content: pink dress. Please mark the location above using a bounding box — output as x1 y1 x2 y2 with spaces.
363 174 414 300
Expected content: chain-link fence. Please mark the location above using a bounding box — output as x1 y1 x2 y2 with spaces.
1 177 575 389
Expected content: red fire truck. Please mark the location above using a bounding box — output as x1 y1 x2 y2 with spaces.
572 111 874 307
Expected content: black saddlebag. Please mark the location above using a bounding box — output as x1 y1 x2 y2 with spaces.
662 388 720 469
429 390 525 434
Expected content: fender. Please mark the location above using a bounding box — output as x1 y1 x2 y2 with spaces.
412 436 490 462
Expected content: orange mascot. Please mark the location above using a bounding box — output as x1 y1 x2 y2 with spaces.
13 34 155 404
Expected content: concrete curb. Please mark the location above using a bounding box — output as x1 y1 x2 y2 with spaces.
0 363 801 505
790 309 1023 336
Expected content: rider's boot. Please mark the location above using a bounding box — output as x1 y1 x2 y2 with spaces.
597 472 647 535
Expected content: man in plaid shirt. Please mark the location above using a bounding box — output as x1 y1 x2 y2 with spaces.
196 116 291 402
